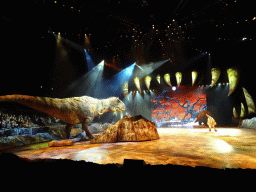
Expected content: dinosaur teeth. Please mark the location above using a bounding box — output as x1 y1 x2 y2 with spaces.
211 68 221 87
227 68 239 96
175 72 182 87
192 71 198 86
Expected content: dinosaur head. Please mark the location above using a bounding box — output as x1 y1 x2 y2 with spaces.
108 97 126 112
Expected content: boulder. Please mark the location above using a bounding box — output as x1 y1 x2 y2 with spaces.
48 125 83 139
240 117 256 129
0 135 39 146
48 139 75 147
90 115 159 144
88 123 103 133
33 133 58 141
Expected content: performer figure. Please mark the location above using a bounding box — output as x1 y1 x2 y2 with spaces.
206 114 217 132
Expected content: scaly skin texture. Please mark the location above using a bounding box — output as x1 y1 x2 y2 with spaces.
0 95 126 139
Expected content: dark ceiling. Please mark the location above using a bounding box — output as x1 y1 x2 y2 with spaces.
1 0 255 96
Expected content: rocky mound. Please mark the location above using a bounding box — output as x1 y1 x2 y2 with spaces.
0 122 114 147
89 115 159 144
240 117 256 129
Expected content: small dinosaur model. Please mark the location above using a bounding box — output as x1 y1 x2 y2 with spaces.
0 95 126 139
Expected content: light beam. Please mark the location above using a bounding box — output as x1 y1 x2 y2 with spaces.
84 49 94 71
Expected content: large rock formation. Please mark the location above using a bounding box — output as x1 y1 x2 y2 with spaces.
240 117 256 129
89 115 159 144
0 95 125 139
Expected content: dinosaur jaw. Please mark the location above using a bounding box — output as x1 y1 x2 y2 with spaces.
111 107 125 113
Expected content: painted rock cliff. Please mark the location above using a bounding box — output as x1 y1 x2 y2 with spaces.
89 115 159 144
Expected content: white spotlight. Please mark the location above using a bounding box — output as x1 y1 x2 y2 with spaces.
172 86 176 91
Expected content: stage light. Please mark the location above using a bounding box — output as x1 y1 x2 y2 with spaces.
145 75 151 90
56 32 61 46
172 86 176 91
136 64 144 71
134 77 141 92
137 59 169 78
175 72 182 86
192 71 198 86
124 63 135 76
84 49 94 71
164 73 172 86
214 139 233 153
156 74 161 84
211 68 221 87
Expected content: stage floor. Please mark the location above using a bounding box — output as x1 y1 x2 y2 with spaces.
12 127 256 169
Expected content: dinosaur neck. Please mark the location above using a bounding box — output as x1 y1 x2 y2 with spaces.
96 99 111 116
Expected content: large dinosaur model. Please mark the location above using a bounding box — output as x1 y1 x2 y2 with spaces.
0 95 126 139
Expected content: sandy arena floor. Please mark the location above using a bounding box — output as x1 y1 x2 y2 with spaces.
10 127 256 169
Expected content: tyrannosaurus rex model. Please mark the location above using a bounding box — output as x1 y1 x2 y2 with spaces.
0 95 126 139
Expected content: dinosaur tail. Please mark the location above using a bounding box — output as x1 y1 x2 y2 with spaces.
0 95 68 122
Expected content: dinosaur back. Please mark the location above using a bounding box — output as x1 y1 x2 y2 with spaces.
0 95 81 124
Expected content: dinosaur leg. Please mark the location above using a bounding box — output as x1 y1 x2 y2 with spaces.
65 123 74 139
82 122 94 139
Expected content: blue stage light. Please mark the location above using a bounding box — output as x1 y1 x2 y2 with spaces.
114 63 136 82
84 49 94 71
124 63 136 76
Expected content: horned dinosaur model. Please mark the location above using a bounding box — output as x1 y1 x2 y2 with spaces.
0 95 126 139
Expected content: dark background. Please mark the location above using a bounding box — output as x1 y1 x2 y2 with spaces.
1 0 255 123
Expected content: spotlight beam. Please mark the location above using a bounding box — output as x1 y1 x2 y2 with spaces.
135 59 169 78
84 49 95 71
110 63 136 95
67 60 104 96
